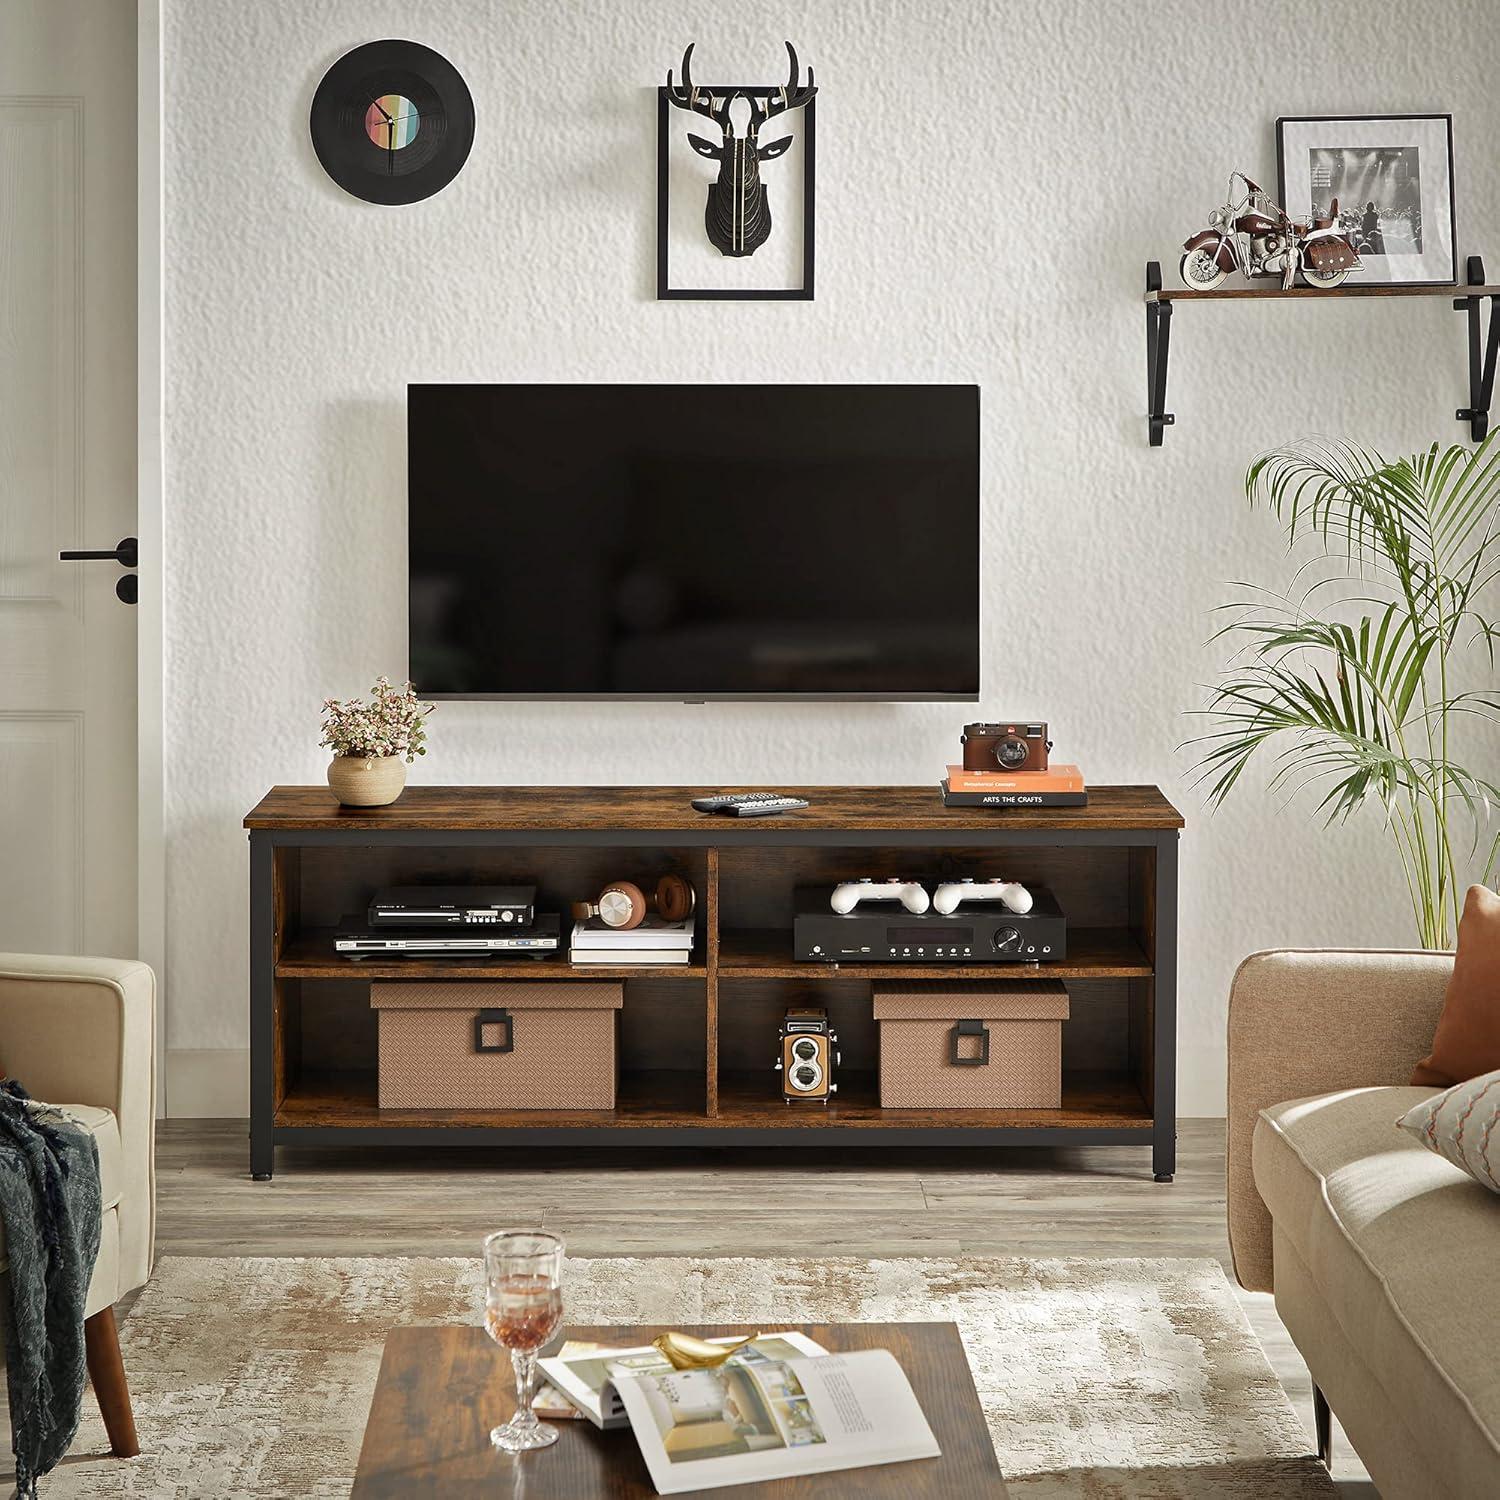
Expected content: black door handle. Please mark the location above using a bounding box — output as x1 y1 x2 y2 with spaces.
59 536 137 568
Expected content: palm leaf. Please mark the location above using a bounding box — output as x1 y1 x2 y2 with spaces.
1197 430 1500 948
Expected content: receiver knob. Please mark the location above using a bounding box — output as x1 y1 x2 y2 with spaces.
993 927 1022 953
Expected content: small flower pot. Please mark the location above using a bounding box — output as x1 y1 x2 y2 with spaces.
328 754 407 807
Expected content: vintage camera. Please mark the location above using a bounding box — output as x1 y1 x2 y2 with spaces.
961 721 1051 773
775 1007 839 1102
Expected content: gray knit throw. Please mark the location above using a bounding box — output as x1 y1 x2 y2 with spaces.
0 1080 102 1498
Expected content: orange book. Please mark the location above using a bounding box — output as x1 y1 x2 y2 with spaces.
944 762 1086 794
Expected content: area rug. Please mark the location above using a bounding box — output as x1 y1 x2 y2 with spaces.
33 1255 1332 1498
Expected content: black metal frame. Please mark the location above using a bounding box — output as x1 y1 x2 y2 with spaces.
248 819 1179 1181
1152 826 1179 1183
656 85 815 301
249 833 274 1179
1144 256 1499 445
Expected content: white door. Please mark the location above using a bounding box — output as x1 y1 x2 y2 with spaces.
0 2 137 957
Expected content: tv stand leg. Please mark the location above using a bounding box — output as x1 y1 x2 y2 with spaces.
251 1134 274 1181
249 833 276 1187
1152 1131 1176 1182
1151 832 1179 1185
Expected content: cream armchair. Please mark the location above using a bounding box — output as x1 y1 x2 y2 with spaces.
0 954 156 1458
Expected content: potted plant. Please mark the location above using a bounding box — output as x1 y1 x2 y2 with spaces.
320 677 433 807
1192 432 1500 948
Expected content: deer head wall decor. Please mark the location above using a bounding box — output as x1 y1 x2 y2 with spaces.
665 41 816 259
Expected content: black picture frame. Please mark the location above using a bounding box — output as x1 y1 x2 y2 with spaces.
656 85 815 301
1276 113 1457 286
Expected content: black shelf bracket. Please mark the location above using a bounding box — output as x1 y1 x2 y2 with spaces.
1145 261 1174 445
1455 254 1500 441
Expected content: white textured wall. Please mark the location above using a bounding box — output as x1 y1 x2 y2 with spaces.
163 0 1500 1113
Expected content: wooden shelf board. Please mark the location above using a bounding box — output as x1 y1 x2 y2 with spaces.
1148 281 1497 303
245 784 1184 833
717 927 1152 979
701 1071 1150 1129
276 929 707 980
272 1069 1149 1132
274 1069 707 1128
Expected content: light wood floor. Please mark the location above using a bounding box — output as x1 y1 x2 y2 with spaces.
152 1117 1374 1493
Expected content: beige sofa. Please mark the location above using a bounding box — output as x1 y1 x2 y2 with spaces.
0 953 157 1458
1228 948 1500 1499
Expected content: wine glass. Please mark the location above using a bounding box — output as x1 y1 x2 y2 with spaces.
483 1229 565 1453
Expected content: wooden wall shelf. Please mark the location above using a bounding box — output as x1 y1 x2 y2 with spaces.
1148 281 1500 302
246 785 1181 1179
1144 253 1500 445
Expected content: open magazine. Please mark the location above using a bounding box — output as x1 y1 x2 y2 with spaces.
537 1333 826 1430
612 1345 941 1494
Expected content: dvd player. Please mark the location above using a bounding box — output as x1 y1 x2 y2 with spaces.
793 886 1066 963
337 912 559 957
367 885 535 928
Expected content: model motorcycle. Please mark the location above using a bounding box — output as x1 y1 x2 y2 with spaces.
1180 171 1360 290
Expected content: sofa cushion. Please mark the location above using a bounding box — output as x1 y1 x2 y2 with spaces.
1254 1085 1500 1479
72 1103 122 1214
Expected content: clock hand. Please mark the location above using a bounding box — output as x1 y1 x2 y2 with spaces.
370 98 394 125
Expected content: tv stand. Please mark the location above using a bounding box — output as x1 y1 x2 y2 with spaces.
244 785 1182 1180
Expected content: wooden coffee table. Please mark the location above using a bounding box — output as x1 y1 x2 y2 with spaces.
352 1322 1008 1498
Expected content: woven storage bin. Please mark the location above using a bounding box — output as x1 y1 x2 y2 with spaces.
872 981 1069 1109
371 982 622 1110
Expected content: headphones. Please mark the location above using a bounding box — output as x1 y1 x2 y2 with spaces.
571 873 696 930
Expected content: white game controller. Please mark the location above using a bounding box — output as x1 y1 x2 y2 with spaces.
932 878 1033 916
829 878 931 915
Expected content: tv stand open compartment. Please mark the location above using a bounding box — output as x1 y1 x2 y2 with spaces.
246 785 1181 1180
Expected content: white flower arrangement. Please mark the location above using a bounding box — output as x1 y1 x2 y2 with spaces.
319 677 433 764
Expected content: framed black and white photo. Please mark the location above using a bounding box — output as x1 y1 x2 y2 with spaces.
1277 114 1456 285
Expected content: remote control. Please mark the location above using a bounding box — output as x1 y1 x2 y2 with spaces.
691 793 810 817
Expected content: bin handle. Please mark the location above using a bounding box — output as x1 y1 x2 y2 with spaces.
474 1008 514 1054
949 1019 990 1067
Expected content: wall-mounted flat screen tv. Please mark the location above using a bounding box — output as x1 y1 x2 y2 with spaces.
408 384 980 700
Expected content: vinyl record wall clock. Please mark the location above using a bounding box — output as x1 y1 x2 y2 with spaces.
309 40 474 205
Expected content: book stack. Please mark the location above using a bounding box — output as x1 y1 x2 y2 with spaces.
569 914 695 966
941 763 1088 808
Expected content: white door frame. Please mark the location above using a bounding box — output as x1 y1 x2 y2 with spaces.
137 0 166 1116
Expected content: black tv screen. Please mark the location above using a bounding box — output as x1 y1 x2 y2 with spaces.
408 384 980 699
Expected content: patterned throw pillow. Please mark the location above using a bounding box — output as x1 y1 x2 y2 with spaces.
1398 1069 1500 1193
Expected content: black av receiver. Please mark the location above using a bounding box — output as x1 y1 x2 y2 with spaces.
367 885 536 928
793 886 1066 964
